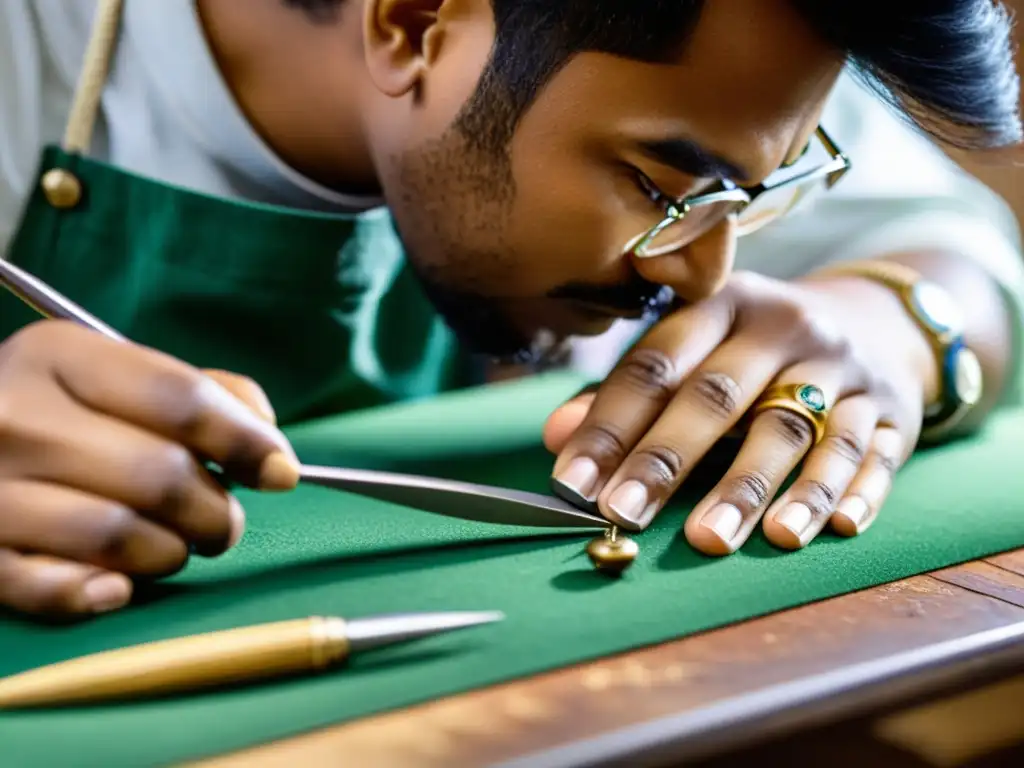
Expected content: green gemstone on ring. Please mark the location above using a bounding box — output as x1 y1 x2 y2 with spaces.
797 385 827 412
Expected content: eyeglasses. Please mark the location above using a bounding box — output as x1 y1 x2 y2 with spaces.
627 126 850 259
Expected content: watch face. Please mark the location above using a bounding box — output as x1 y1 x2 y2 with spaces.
953 346 984 407
911 282 964 335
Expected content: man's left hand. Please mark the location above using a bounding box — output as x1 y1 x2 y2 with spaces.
544 269 938 555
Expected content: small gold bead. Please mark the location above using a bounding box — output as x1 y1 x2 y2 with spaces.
586 526 639 576
40 169 82 210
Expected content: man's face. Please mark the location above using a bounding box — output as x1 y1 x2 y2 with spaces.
363 0 843 364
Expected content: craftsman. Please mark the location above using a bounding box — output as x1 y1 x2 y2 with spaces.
0 0 1021 618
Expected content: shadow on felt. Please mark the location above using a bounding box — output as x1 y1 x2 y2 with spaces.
129 532 581 611
550 569 623 592
125 442 595 614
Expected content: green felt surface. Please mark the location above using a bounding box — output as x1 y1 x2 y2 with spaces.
2 372 1024 767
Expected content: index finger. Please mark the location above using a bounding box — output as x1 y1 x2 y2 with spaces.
551 295 734 508
45 324 299 490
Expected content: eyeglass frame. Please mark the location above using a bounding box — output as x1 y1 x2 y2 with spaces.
629 126 850 258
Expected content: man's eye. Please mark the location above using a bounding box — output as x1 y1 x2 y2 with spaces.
635 172 667 207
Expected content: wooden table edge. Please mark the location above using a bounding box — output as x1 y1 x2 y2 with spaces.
501 619 1024 767
193 550 1024 768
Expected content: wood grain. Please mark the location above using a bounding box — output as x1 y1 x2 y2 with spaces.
987 550 1024 578
193 550 1024 768
933 561 1024 609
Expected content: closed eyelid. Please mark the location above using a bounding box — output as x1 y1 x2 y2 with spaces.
634 172 679 215
638 138 746 181
644 175 727 204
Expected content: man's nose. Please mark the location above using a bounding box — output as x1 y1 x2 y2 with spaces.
629 216 737 304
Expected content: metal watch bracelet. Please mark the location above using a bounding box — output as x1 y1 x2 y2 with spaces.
808 259 983 440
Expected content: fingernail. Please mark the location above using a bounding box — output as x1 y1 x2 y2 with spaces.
775 502 813 540
702 503 742 543
227 495 246 549
837 496 869 530
607 480 652 527
259 451 301 491
83 574 132 614
553 457 600 502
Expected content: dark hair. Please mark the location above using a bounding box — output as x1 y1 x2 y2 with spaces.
286 0 1022 152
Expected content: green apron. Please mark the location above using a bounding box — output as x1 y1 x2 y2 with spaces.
0 0 471 425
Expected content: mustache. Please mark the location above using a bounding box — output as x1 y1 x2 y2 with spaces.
548 272 678 321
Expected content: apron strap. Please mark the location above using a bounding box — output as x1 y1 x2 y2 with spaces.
62 0 123 153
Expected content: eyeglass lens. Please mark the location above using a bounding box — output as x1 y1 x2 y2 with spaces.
641 176 822 255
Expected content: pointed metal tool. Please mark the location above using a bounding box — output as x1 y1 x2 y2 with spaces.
300 465 609 529
0 610 505 708
346 610 505 652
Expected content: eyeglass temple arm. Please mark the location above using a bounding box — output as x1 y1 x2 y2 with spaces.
815 126 850 188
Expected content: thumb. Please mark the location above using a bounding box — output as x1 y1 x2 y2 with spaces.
202 370 278 425
543 389 598 454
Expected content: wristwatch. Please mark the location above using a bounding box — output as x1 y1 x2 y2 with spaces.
813 259 983 439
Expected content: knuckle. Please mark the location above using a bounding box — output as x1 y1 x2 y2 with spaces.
799 479 838 517
869 449 901 477
39 584 86 615
88 504 140 562
785 301 818 334
871 380 901 412
629 445 687 488
823 331 853 362
143 537 190 577
0 563 82 617
787 304 846 357
689 371 743 420
871 371 904 405
614 347 678 400
764 408 815 449
146 444 197 511
724 470 773 509
872 379 919 429
194 501 234 547
149 369 208 436
572 423 629 463
742 286 854 362
823 429 867 466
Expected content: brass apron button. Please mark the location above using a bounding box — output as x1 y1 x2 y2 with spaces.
40 169 83 209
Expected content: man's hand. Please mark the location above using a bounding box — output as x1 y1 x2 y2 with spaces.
545 270 937 555
0 320 299 618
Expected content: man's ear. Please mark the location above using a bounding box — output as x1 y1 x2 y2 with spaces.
363 0 447 98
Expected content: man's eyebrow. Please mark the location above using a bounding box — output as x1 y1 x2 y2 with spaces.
638 138 747 182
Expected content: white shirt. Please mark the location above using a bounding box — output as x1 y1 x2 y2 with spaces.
3 0 1023 399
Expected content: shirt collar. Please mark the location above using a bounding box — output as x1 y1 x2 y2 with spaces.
123 0 385 212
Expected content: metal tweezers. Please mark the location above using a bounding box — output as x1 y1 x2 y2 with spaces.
0 258 609 531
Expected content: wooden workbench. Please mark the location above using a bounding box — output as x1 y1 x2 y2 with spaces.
194 549 1024 767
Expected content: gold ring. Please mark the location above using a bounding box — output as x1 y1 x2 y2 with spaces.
753 383 830 444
